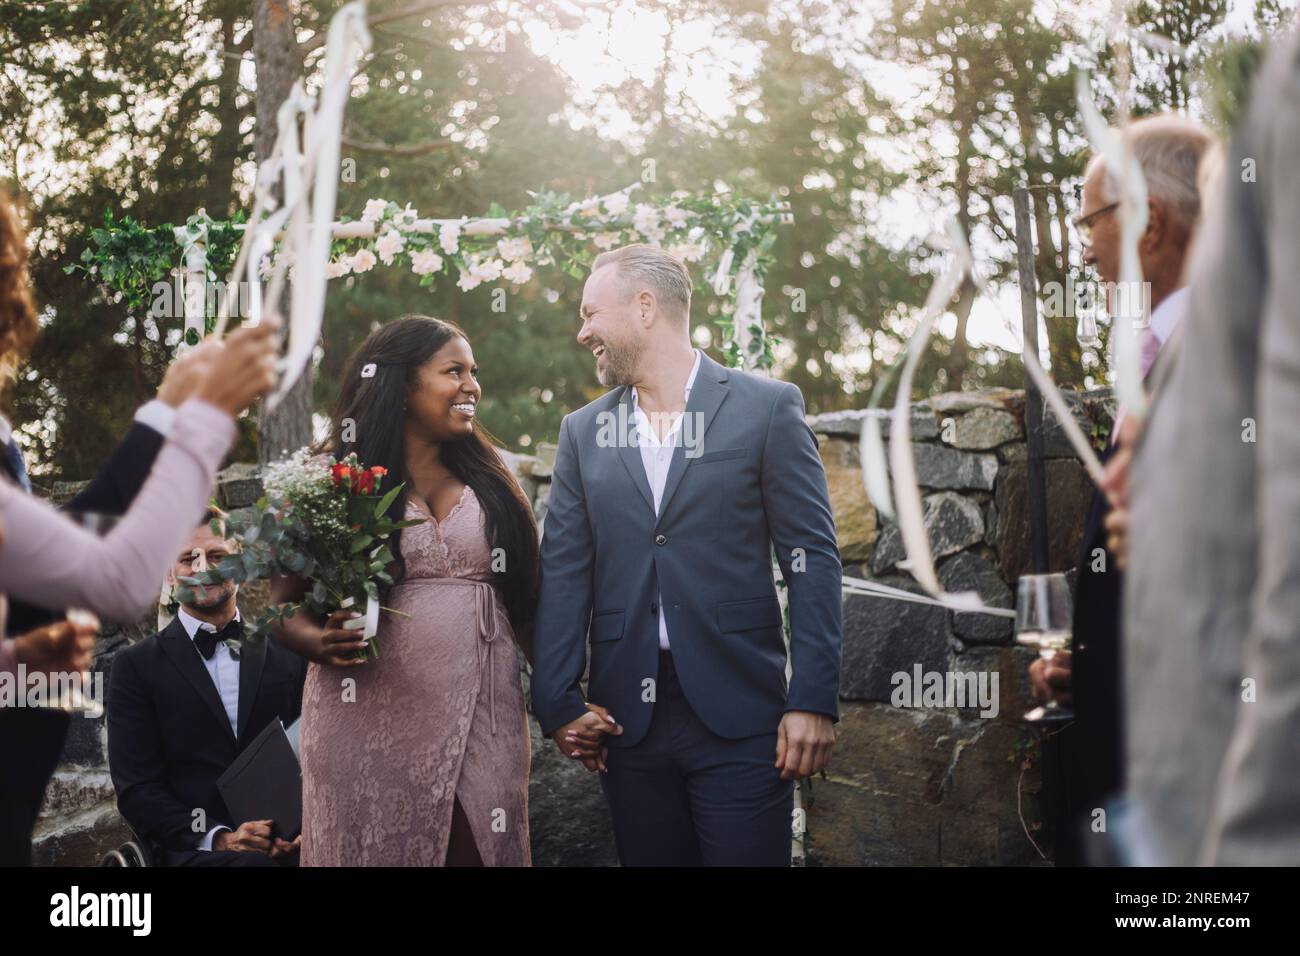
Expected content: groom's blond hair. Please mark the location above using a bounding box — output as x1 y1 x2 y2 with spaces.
591 244 692 325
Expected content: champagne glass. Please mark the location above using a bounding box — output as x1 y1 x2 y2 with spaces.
1015 572 1074 725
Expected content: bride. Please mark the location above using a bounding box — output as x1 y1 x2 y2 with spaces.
272 315 539 866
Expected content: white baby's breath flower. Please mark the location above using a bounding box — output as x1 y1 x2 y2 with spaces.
263 449 333 502
361 198 389 226
375 230 405 265
410 249 444 276
351 248 377 273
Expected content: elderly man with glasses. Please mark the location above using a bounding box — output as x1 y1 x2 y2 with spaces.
1029 114 1215 865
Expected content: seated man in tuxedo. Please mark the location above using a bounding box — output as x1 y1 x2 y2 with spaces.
108 513 307 866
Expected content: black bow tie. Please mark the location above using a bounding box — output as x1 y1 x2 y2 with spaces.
194 619 243 660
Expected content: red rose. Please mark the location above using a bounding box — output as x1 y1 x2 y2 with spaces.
331 462 349 487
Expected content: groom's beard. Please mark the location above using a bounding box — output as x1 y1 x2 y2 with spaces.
184 582 237 610
596 337 644 388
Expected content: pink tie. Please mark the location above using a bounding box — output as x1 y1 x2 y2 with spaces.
1112 329 1163 445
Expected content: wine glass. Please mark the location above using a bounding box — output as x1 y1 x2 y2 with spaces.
1015 572 1074 725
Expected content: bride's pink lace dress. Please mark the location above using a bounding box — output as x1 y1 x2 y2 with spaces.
299 487 531 866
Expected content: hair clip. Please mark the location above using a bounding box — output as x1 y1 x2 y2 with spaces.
361 363 377 378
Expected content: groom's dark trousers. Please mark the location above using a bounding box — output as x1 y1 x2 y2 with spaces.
533 352 842 866
600 650 794 865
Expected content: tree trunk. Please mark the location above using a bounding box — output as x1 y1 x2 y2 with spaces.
945 69 973 389
1017 105 1083 387
253 0 312 463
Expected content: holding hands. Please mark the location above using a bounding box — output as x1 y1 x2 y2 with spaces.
551 702 622 773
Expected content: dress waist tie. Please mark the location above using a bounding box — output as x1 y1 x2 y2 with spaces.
405 577 501 734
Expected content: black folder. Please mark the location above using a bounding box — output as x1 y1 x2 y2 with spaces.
216 719 302 841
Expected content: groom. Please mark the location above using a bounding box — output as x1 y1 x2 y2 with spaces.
533 244 842 866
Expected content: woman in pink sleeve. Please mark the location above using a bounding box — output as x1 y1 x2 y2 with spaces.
0 186 281 664
0 333 280 623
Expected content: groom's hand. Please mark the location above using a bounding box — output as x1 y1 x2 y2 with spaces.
776 711 835 780
551 703 622 773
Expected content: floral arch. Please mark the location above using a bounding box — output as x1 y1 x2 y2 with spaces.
72 184 793 375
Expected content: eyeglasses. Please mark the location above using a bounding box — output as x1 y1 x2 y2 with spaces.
176 550 233 569
1073 202 1120 247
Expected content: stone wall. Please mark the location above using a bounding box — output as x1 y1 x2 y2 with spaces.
806 386 1111 865
31 386 1110 866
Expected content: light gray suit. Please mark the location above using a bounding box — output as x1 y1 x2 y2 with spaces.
1123 28 1300 866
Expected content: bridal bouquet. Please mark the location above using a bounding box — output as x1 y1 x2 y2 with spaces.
178 449 420 660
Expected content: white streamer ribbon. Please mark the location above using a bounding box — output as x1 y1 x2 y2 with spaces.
843 575 1016 619
209 1 370 410
732 249 764 369
270 3 372 408
711 245 736 296
886 220 987 613
340 593 379 640
1017 338 1107 485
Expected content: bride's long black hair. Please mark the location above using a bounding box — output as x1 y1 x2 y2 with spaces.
322 315 539 651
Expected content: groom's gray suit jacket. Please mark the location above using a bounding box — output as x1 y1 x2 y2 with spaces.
532 351 842 746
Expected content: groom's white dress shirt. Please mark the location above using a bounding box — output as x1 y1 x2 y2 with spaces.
176 605 242 850
630 348 702 651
